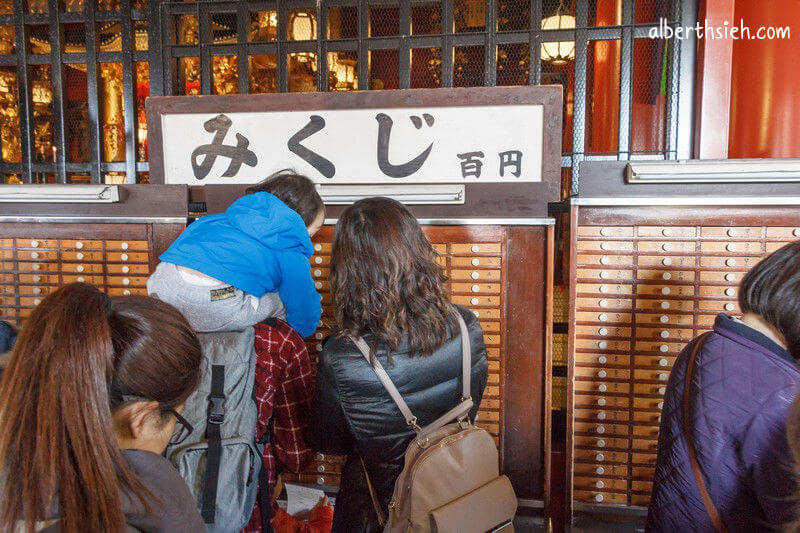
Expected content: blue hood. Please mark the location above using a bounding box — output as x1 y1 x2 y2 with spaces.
159 192 314 296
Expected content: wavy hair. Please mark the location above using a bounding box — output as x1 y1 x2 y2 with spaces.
330 197 453 359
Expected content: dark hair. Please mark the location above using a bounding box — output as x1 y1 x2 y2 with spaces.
246 169 325 226
0 283 202 533
738 240 800 360
331 197 453 359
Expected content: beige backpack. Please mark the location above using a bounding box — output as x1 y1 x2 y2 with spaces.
353 311 517 533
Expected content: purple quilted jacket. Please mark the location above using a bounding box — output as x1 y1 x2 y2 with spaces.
647 314 800 532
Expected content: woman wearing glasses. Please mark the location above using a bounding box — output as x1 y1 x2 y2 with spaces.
0 283 206 533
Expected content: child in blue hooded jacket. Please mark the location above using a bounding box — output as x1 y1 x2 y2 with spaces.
147 171 324 338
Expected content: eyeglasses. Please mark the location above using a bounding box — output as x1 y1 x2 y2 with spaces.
166 408 194 446
118 395 193 446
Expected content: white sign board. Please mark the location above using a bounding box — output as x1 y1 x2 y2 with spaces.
160 104 543 185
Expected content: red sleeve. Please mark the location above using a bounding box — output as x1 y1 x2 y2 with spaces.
258 321 315 473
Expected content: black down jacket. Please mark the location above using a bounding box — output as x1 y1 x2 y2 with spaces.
309 305 488 532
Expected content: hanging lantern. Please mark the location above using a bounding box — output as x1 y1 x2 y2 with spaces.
541 1 576 65
290 11 315 41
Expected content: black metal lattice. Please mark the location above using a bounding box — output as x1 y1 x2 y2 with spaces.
0 0 696 189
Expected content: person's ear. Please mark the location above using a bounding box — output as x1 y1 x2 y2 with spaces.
126 401 161 440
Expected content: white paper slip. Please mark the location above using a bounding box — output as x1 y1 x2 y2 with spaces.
285 483 326 517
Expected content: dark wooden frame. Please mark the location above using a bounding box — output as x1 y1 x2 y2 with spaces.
145 85 564 207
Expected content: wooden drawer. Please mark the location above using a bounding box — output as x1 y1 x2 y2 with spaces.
632 452 658 466
17 262 59 273
310 255 331 267
451 282 501 295
634 355 676 368
107 263 150 275
632 425 660 439
700 226 761 239
431 244 447 253
106 287 148 296
575 254 634 267
573 434 629 450
471 308 500 320
62 274 104 284
636 299 693 312
451 295 501 307
311 267 329 278
19 296 46 307
574 367 631 380
637 226 696 238
574 463 628 477
107 275 148 287
636 284 694 297
634 341 685 354
574 449 629 464
577 226 634 238
575 325 632 338
634 382 668 397
631 494 651 507
314 279 330 292
633 411 662 425
766 242 790 253
577 240 635 253
62 251 104 262
575 283 633 296
633 397 665 411
105 240 149 251
15 239 58 249
700 256 760 269
575 268 634 282
700 241 762 254
635 313 693 327
575 311 632 325
697 315 717 328
574 408 631 423
574 490 628 505
632 480 654 493
575 297 632 311
0 250 11 260
574 339 630 351
699 300 739 313
573 352 630 367
106 251 149 263
637 241 696 254
636 269 695 283
18 285 58 296
700 286 738 298
312 242 332 253
0 295 16 306
0 239 12 247
62 263 104 274
635 327 693 341
476 409 500 423
449 256 502 268
61 239 103 250
0 284 14 294
631 439 659 453
633 368 671 382
766 227 800 239
574 394 630 409
449 269 501 282
637 255 695 268
574 381 630 394
449 243 501 255
482 335 501 347
700 271 743 283
479 320 500 333
574 476 628 492
17 250 58 261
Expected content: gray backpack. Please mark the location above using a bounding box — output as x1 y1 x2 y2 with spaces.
165 328 264 533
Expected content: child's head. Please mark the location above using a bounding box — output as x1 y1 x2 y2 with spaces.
247 170 325 237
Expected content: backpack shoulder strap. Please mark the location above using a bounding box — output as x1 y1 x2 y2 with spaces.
682 332 727 533
351 308 474 435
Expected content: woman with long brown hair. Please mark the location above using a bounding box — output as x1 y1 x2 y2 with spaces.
309 197 489 532
0 283 206 533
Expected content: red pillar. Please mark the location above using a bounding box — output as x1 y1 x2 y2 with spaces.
728 0 800 158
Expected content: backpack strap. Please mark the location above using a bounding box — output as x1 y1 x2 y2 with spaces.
351 309 473 436
682 333 728 533
202 364 226 524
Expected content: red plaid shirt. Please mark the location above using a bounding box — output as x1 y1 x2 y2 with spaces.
244 320 315 532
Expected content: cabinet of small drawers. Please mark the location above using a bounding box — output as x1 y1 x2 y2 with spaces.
287 225 510 488
0 227 166 326
568 208 800 513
